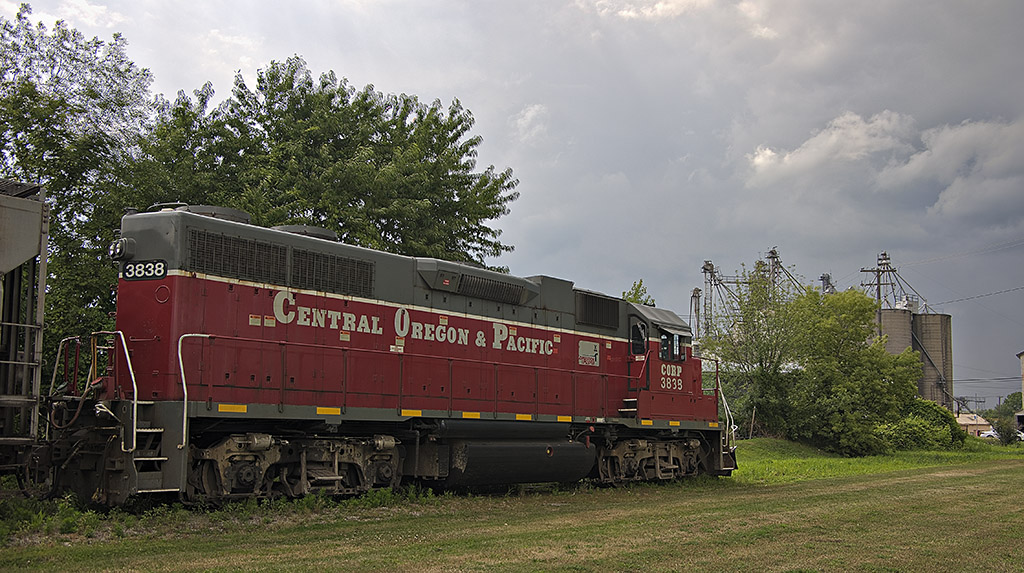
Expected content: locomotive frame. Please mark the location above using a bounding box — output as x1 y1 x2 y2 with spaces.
14 204 736 505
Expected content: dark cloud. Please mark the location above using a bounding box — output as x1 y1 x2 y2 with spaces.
19 0 1024 407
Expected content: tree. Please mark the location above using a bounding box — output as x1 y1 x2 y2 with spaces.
622 279 655 305
981 391 1022 422
3 9 518 388
703 258 925 454
131 57 519 267
701 261 803 437
981 391 1022 445
1 5 154 382
786 289 920 456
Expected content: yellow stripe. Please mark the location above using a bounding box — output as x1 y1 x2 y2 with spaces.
708 421 720 428
557 415 572 422
641 419 654 426
401 409 422 417
462 411 481 419
669 421 680 427
316 407 341 416
515 414 532 421
218 404 246 413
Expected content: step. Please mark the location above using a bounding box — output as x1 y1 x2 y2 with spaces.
308 467 345 482
622 398 638 404
137 470 164 490
312 475 346 482
137 427 164 433
134 456 168 463
617 408 638 415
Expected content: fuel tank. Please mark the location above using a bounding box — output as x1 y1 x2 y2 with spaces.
444 440 596 487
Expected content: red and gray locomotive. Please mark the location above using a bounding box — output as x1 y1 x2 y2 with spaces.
40 205 735 505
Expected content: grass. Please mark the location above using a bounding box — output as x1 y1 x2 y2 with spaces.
2 437 1022 571
733 436 1022 484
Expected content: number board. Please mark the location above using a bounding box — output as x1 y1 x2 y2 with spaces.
122 260 167 280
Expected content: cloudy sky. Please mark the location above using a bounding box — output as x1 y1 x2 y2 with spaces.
8 0 1024 408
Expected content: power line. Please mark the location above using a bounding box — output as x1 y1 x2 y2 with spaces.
901 236 1024 266
952 377 1020 383
933 285 1024 306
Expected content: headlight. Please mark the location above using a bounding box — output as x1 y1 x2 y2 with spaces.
108 238 136 261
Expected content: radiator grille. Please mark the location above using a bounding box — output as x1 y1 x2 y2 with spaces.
188 229 374 297
291 249 374 298
575 292 619 330
458 274 524 305
188 229 288 284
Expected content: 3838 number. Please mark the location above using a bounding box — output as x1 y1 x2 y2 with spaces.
122 260 167 280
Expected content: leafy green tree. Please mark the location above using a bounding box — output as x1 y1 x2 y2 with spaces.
978 391 1021 445
622 279 655 305
1 5 153 383
702 261 803 437
131 57 518 267
704 262 928 454
4 9 518 389
990 416 1020 445
980 391 1022 422
786 289 921 456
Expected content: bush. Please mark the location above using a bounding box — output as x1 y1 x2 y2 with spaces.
902 398 966 448
877 415 952 451
875 398 967 452
990 417 1020 446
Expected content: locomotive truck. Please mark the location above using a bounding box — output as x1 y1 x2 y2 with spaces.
3 198 736 506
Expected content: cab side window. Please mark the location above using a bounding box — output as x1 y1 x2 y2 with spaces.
630 319 648 355
659 330 687 362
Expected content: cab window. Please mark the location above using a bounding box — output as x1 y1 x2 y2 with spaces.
659 330 687 362
630 319 648 355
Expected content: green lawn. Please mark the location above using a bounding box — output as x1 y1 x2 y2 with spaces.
2 438 1022 571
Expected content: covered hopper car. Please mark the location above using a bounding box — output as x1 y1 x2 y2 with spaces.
24 204 736 505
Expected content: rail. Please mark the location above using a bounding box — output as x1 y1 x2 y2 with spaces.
94 331 140 453
48 336 82 398
176 334 209 450
719 369 736 449
703 357 736 450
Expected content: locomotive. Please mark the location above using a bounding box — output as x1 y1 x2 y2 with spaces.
17 203 736 505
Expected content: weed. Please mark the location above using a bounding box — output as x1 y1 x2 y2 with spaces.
345 487 400 508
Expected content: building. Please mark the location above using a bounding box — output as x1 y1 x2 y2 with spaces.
956 413 991 437
865 253 954 411
880 307 954 410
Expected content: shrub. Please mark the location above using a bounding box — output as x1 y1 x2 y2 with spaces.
902 398 966 448
990 416 1020 446
877 415 952 451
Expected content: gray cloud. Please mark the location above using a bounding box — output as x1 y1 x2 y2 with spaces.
15 0 1024 407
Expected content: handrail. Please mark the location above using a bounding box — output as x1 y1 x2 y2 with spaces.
710 358 736 449
48 336 79 397
176 334 209 450
95 331 140 453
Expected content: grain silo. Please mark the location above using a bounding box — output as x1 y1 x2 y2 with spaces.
863 252 954 411
911 313 953 409
880 308 913 355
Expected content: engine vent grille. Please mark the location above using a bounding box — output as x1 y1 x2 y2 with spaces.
188 229 287 284
291 249 374 298
575 292 620 330
458 274 524 305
